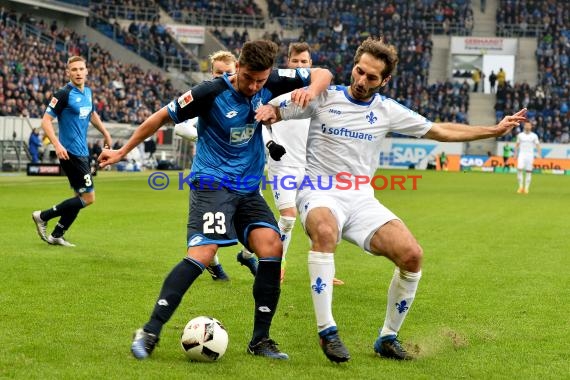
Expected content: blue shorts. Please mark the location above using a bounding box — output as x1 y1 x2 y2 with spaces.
186 185 279 251
59 153 94 193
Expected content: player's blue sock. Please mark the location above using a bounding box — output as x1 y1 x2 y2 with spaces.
41 196 84 222
145 257 204 336
251 258 281 344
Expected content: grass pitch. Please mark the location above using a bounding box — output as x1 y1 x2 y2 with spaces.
1 169 568 379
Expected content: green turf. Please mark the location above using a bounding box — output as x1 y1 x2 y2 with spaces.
1 170 568 379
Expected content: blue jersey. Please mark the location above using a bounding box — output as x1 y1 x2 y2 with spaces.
45 83 94 156
167 68 311 193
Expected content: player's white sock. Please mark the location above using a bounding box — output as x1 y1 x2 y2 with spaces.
524 171 532 190
241 247 255 259
380 267 421 338
308 251 336 332
517 171 524 188
209 254 220 266
278 216 296 263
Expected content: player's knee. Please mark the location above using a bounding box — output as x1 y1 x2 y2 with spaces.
309 223 338 248
81 192 95 206
256 234 283 259
399 243 423 272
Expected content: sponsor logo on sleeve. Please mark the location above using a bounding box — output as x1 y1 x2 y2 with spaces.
177 90 193 108
49 97 58 108
277 69 296 78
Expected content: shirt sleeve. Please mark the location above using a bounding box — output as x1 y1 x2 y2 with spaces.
276 91 318 121
45 86 70 118
263 68 311 99
166 80 218 124
385 98 432 138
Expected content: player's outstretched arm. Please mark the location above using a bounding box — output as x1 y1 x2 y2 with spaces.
290 67 332 107
425 108 527 142
98 107 171 168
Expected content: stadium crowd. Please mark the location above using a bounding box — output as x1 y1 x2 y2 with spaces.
88 4 200 72
0 8 177 124
265 0 471 123
158 0 263 25
495 1 569 143
1 0 568 141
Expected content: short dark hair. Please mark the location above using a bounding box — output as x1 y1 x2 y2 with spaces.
238 40 279 71
353 37 399 78
288 42 311 57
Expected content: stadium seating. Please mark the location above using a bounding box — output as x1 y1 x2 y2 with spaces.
0 8 177 124
495 1 569 143
158 0 264 28
88 3 200 72
264 0 472 124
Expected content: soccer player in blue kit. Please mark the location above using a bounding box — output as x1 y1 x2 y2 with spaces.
99 40 333 360
32 56 112 247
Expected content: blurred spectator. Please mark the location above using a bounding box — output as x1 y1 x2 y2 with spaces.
472 69 480 92
488 70 497 93
28 128 42 163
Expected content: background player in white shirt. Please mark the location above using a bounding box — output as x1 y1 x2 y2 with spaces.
263 42 344 285
514 121 541 194
256 37 527 363
174 51 238 143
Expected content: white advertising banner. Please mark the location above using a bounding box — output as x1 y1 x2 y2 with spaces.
378 138 463 169
451 36 518 55
497 142 570 159
167 24 205 44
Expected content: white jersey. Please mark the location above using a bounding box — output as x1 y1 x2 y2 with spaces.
516 131 539 157
279 85 432 188
268 94 309 168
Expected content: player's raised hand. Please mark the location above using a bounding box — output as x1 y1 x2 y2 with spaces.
255 105 279 125
290 87 316 108
98 148 122 169
496 108 528 136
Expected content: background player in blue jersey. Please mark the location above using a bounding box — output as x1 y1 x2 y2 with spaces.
32 56 112 247
98 40 333 360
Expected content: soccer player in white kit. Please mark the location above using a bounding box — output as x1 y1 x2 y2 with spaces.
264 42 344 285
256 37 527 362
514 121 541 194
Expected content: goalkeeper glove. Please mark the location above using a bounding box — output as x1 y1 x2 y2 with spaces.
266 140 286 161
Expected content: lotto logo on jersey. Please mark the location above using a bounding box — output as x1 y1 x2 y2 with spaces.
230 125 255 145
177 90 193 108
48 97 58 108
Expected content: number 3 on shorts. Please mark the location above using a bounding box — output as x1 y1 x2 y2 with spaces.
84 174 92 187
203 212 226 234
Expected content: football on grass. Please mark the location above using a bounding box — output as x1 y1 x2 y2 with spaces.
180 316 228 362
